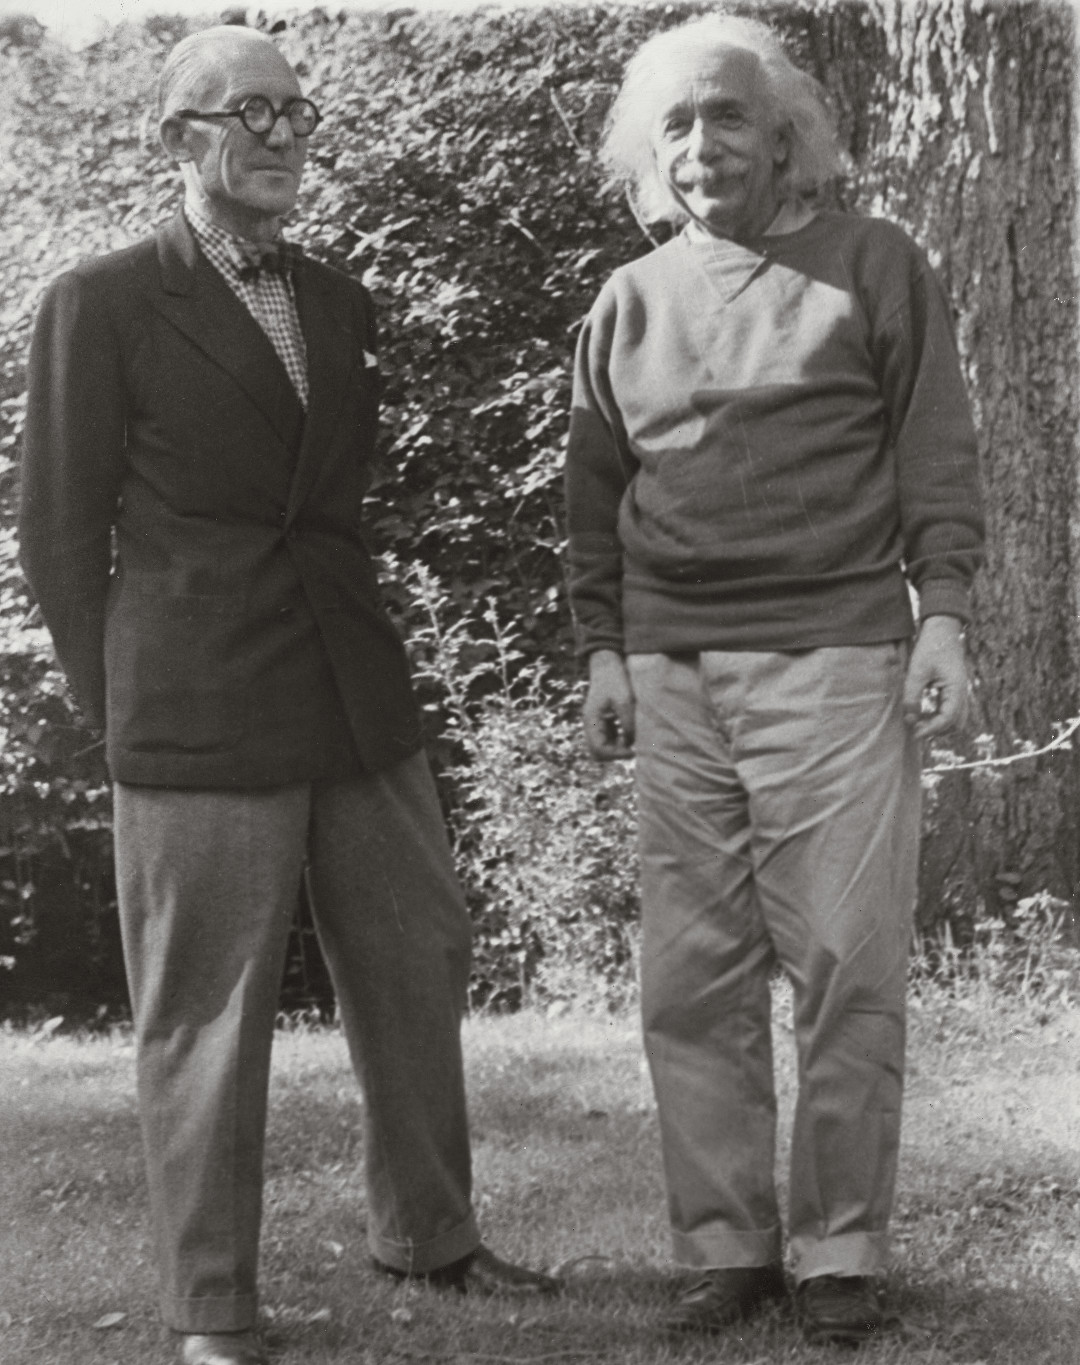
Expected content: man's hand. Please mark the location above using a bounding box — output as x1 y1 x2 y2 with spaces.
903 615 971 740
583 649 635 760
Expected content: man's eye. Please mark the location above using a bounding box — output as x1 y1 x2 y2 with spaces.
718 110 747 129
660 118 691 138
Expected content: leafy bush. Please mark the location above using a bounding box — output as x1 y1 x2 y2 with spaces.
911 891 1080 1023
1 4 1076 1014
0 4 684 1015
403 565 639 1010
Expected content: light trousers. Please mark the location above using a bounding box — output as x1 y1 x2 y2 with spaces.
629 646 920 1281
114 752 479 1333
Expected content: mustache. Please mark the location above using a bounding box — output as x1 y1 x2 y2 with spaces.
672 167 748 189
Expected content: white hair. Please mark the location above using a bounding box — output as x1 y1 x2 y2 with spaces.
601 14 846 225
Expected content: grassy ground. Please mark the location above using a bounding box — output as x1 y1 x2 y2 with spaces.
1 984 1078 1364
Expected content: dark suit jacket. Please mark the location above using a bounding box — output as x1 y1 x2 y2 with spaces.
19 210 422 787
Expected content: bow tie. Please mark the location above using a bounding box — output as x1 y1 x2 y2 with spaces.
230 240 303 281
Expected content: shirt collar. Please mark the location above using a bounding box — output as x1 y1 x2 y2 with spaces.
184 203 290 268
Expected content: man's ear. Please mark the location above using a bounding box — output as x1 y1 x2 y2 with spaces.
160 115 192 162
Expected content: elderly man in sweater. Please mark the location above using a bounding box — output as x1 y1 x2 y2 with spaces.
565 15 983 1346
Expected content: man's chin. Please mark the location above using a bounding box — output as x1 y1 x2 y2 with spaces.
243 192 301 219
689 206 743 237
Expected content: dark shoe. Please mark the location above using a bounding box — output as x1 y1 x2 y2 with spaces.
664 1264 787 1334
177 1332 267 1365
374 1243 562 1296
797 1274 883 1345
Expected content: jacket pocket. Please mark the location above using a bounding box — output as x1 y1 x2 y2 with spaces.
106 591 246 753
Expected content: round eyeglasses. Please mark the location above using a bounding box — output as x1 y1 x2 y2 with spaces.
176 94 322 138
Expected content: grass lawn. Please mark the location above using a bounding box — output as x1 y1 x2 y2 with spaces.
1 985 1078 1364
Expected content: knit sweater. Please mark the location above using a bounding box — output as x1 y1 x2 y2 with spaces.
565 211 985 656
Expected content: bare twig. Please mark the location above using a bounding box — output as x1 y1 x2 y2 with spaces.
504 214 547 257
924 715 1080 775
545 85 588 157
550 1253 614 1277
69 737 106 760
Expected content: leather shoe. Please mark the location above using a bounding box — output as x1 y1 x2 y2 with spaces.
664 1264 787 1334
796 1274 883 1344
177 1330 267 1365
374 1243 562 1296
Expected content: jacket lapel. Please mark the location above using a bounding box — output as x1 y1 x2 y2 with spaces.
150 211 306 451
284 258 357 522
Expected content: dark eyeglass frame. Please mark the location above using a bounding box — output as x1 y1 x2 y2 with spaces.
176 94 322 137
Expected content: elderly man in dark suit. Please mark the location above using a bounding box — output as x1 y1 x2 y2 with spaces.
19 25 557 1365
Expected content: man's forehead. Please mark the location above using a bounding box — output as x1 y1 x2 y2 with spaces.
653 44 767 110
190 33 301 103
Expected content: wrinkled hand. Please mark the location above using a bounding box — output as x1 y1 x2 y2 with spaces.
583 650 635 760
903 615 971 740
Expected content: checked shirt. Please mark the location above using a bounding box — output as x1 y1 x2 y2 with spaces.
185 203 309 408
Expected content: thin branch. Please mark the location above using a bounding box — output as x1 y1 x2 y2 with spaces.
546 84 588 157
69 736 106 760
504 214 547 257
924 715 1080 775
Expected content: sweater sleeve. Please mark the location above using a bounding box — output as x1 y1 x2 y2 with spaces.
564 287 639 656
19 270 127 728
871 235 985 622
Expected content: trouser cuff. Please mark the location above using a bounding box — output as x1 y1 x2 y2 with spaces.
790 1231 889 1282
369 1210 480 1275
162 1292 258 1334
671 1224 783 1269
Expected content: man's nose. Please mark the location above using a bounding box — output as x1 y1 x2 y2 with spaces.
687 118 720 162
263 113 296 148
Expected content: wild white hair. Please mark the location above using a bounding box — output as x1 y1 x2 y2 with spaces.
601 14 845 225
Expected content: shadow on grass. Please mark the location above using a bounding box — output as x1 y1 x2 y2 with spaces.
887 1269 1080 1358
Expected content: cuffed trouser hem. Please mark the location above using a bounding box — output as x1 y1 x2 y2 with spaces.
163 1292 258 1335
790 1231 889 1283
672 1224 783 1270
369 1210 481 1276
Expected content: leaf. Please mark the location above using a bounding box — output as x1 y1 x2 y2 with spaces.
92 1312 126 1330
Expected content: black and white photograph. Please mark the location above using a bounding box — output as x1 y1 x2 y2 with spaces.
0 1 1078 1362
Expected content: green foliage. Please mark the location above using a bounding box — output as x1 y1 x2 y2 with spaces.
0 15 180 1013
0 4 687 1012
1 4 1075 1012
279 5 675 656
911 891 1080 1022
403 565 638 1010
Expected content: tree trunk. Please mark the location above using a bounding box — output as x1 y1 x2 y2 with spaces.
787 0 1080 936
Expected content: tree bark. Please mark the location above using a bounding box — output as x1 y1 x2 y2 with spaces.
786 0 1080 935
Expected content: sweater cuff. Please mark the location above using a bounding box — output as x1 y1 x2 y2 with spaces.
574 630 626 660
917 578 971 624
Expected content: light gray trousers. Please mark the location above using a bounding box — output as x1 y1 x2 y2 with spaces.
114 752 479 1333
629 645 921 1282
